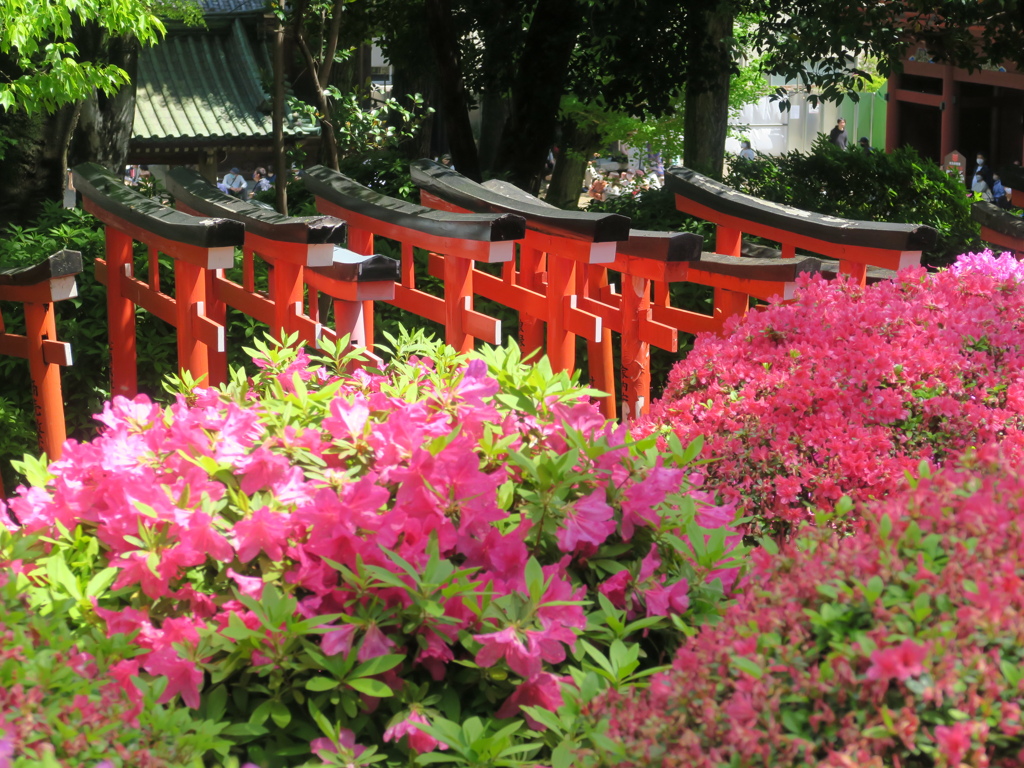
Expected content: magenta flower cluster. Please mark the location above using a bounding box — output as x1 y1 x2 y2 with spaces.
638 250 1024 531
1 344 742 762
584 443 1024 767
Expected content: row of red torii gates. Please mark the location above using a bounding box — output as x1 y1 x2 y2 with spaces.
7 158 1017 478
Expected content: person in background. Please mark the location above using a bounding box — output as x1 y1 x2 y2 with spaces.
250 167 271 198
972 172 994 202
859 137 873 153
992 174 1011 209
223 167 247 198
738 140 756 160
440 154 454 170
829 118 848 149
973 153 994 188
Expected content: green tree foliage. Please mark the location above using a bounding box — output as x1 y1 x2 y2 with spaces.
0 0 169 116
754 0 1024 106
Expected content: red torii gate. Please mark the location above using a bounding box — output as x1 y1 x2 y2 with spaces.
75 164 402 396
409 166 627 374
165 167 399 372
410 160 821 419
664 168 935 289
303 165 527 354
75 163 241 395
0 250 82 468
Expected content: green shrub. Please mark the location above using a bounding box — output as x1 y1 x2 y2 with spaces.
725 138 981 268
0 559 229 766
579 449 1024 767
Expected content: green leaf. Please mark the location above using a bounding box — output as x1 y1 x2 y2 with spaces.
351 653 405 678
730 655 764 680
305 676 340 692
552 739 575 768
345 676 393 697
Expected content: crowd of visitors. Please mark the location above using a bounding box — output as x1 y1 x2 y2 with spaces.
584 163 663 202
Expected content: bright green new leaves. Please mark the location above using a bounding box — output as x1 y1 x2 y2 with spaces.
0 0 166 114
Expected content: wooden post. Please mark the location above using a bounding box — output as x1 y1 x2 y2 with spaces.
272 260 304 341
334 299 366 349
348 226 375 349
714 288 748 326
940 64 956 160
546 256 576 371
583 264 616 419
105 227 138 397
444 255 473 354
174 259 209 386
24 302 66 460
518 245 545 361
205 267 228 387
838 259 869 288
620 273 651 420
716 225 742 257
886 71 901 152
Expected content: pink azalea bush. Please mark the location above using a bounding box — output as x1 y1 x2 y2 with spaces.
581 445 1024 767
0 574 227 767
1 337 745 766
638 250 1024 533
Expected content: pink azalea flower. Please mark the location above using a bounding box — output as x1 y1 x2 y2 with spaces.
238 447 293 495
358 622 396 661
474 626 542 679
233 506 289 562
310 728 364 760
227 568 265 599
183 511 234 562
865 639 928 682
323 394 370 439
557 490 616 552
142 646 204 709
322 623 358 656
496 672 567 728
934 721 974 766
383 710 447 753
598 570 631 609
643 577 690 617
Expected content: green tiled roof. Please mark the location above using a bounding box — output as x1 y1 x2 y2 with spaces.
133 20 315 142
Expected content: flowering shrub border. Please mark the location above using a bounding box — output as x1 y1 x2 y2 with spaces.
2 334 745 767
639 251 1024 533
582 446 1024 767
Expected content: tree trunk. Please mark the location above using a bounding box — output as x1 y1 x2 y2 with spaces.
69 33 140 173
0 25 134 227
272 20 288 214
0 102 81 228
390 56 435 161
493 0 583 194
477 90 509 177
682 2 733 178
293 0 341 169
423 0 481 180
545 118 600 209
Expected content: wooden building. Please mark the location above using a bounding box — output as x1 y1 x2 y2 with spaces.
128 0 319 178
885 47 1024 168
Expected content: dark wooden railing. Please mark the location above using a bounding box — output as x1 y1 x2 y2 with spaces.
972 201 1024 258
